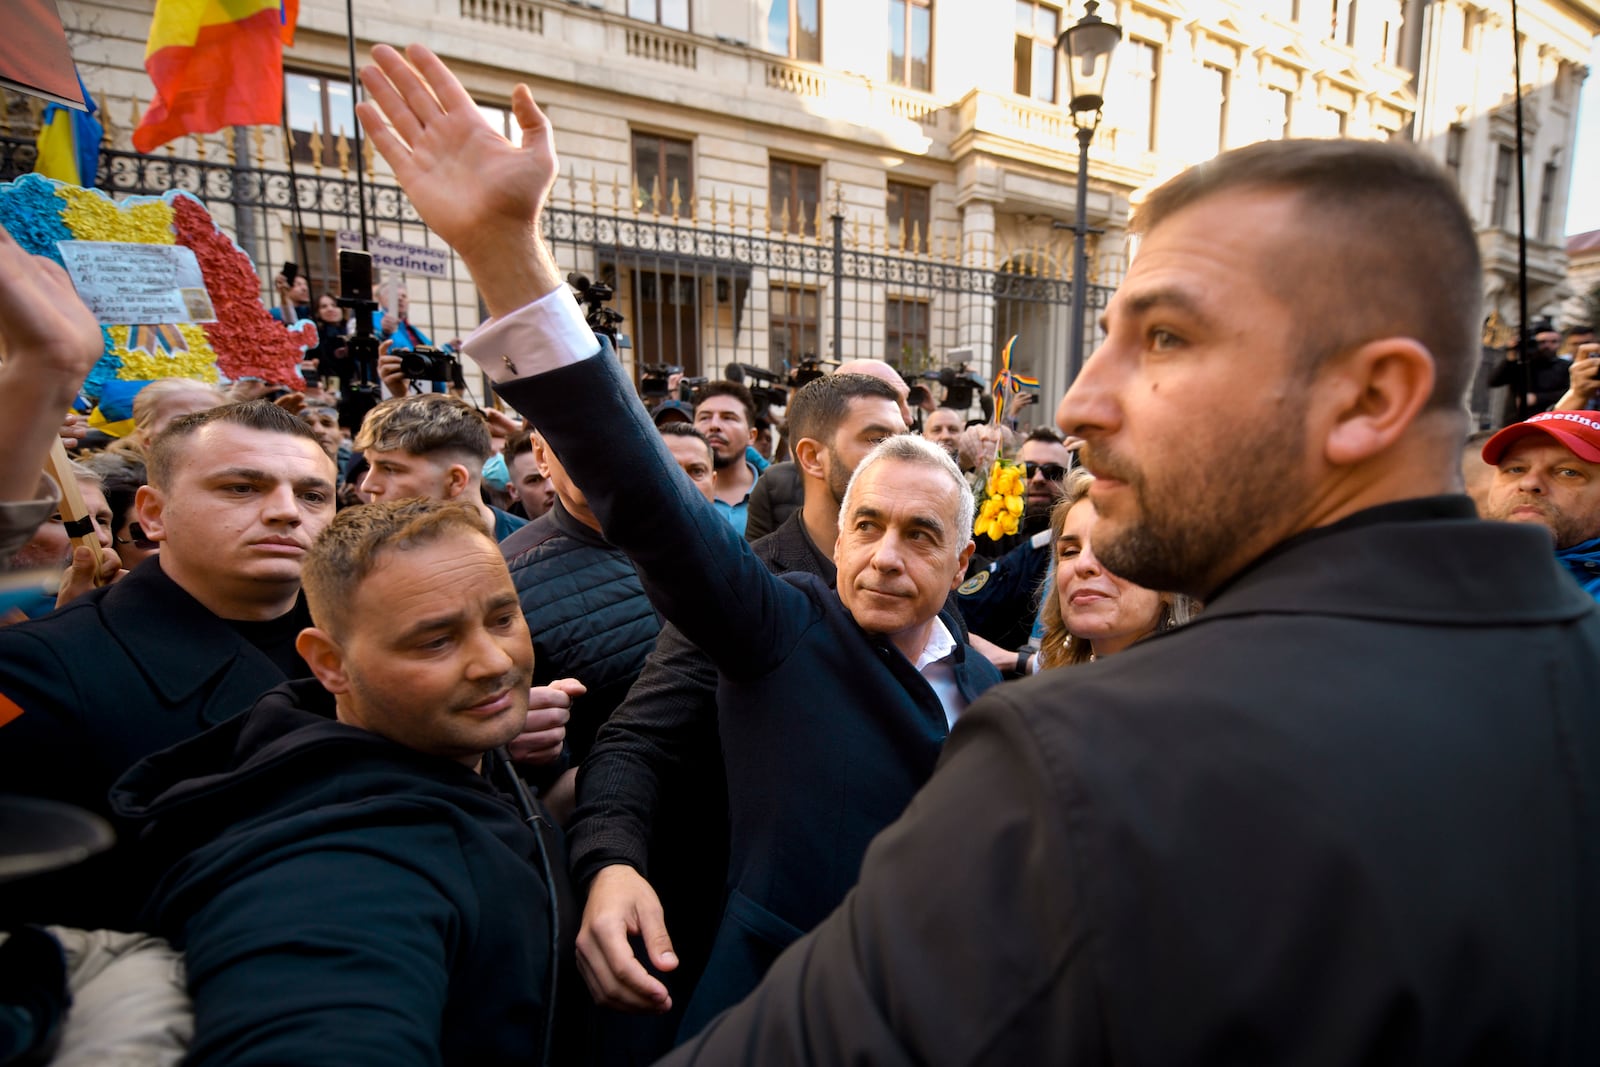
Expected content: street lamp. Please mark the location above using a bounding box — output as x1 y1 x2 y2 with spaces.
1057 1 1120 381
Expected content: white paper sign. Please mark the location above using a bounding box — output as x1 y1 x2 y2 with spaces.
57 241 217 325
337 230 451 279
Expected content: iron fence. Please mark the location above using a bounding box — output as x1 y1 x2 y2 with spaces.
1 130 1112 422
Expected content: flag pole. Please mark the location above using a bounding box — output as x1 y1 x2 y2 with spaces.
344 0 369 250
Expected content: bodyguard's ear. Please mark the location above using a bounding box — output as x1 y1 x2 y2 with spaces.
133 484 169 544
445 463 473 499
1320 338 1435 467
295 628 350 694
793 437 827 481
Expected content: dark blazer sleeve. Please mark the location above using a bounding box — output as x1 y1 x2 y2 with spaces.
567 620 719 887
494 353 813 681
658 691 1104 1066
744 470 779 543
0 626 99 811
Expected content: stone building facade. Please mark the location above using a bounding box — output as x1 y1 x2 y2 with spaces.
8 0 1598 408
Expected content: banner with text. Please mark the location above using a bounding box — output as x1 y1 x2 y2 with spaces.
337 231 451 280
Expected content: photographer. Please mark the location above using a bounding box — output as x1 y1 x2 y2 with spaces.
1489 322 1569 422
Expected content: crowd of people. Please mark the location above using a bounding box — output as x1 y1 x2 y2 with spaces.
1 41 1597 1067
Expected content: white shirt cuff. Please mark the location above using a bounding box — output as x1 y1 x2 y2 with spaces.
460 285 602 384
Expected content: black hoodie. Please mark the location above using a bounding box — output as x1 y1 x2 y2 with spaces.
111 679 558 1067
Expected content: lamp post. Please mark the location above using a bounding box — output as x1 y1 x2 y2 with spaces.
1058 1 1120 382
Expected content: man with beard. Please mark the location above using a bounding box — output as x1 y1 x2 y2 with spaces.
692 381 761 535
1481 410 1600 600
652 140 1600 1061
112 499 564 1066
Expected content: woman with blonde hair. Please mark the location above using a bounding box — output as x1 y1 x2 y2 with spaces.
1037 469 1196 669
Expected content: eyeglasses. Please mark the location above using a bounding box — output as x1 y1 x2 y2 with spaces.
1023 462 1068 482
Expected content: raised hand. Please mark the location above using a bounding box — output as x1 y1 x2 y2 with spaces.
357 45 563 315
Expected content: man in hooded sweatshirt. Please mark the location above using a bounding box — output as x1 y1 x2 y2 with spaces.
113 498 567 1067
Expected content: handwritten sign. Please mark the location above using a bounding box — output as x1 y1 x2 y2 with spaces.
57 240 217 325
337 230 451 279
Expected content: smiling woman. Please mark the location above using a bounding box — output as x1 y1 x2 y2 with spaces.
1037 469 1197 669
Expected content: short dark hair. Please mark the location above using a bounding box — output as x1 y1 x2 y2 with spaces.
1023 427 1064 446
692 381 756 427
658 422 714 463
1137 138 1481 412
786 373 901 447
506 430 535 463
147 401 326 489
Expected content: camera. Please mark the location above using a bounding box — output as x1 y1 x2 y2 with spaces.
335 249 382 430
727 362 788 419
640 362 684 400
569 272 626 348
400 345 458 385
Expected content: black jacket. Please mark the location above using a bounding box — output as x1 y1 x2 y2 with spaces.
111 679 561 1067
501 499 660 762
0 558 310 927
664 499 1600 1066
496 351 1003 1040
743 461 802 542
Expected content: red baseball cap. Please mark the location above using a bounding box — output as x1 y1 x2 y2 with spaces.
1482 410 1600 465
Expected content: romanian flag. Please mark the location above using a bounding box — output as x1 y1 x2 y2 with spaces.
34 71 104 187
132 0 299 154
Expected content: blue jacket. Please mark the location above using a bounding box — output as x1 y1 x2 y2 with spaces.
1557 535 1600 601
495 348 1003 1038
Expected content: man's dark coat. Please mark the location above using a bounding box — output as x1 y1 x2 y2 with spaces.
0 559 309 927
664 500 1600 1065
496 351 1002 1040
111 680 559 1067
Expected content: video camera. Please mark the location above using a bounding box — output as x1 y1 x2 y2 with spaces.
919 364 989 412
726 362 788 419
569 272 625 349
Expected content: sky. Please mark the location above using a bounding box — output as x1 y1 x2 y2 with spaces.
1565 36 1600 236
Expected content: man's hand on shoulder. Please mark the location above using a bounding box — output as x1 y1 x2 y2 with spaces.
575 863 677 1013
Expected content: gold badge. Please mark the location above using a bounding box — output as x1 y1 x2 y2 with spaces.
957 570 990 596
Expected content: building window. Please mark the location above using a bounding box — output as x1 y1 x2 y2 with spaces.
287 230 340 301
1491 143 1515 230
1270 0 1299 21
628 0 688 31
1461 6 1480 52
1264 87 1292 140
887 181 930 252
1380 15 1401 65
1326 0 1355 43
888 0 932 91
886 297 931 367
1445 122 1466 186
764 0 820 61
770 284 820 368
633 132 693 215
1202 64 1229 154
1322 106 1348 137
1014 1 1059 103
1538 160 1559 242
285 71 357 167
770 158 821 237
475 103 524 147
1111 38 1159 152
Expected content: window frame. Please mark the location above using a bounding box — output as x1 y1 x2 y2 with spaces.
632 131 695 216
284 69 359 168
628 0 690 32
888 0 933 92
1013 0 1060 104
886 180 931 253
769 157 822 238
